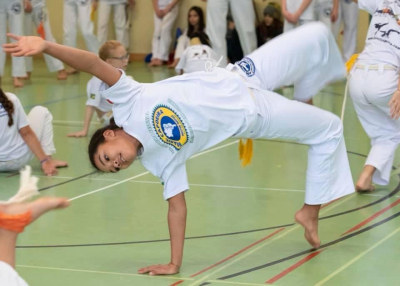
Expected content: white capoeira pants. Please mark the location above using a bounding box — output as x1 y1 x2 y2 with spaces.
0 106 56 172
0 0 26 78
229 22 346 102
315 0 334 30
333 0 359 61
230 23 353 204
151 5 179 61
349 63 400 185
174 33 189 60
24 6 64 73
63 0 99 53
206 0 257 65
97 2 129 48
0 262 28 286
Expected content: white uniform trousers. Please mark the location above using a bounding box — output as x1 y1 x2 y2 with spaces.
349 63 400 185
206 0 257 65
151 4 179 61
97 2 129 48
0 106 56 172
0 262 28 286
0 0 26 78
231 22 346 102
315 0 334 30
24 6 64 73
333 0 359 61
63 0 99 53
174 33 190 60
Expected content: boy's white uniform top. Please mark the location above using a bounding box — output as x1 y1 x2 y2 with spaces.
0 93 29 161
286 0 316 20
0 261 29 286
86 76 113 112
101 70 256 200
175 45 221 74
357 0 400 66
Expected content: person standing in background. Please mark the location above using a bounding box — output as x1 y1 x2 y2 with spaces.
281 0 315 33
24 0 67 80
314 0 339 30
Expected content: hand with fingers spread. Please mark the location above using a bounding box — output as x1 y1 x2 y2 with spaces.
389 90 400 119
138 262 180 276
3 34 46 57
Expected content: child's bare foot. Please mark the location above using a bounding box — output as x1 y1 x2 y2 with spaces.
13 77 24 88
57 70 68 80
148 59 163 67
66 68 79 74
0 197 70 229
356 165 375 193
167 59 179 69
295 205 321 249
20 72 31 80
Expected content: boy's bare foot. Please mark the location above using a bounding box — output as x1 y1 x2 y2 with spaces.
167 59 179 69
295 205 321 249
57 70 68 80
0 197 70 228
356 165 376 193
13 77 24 88
148 59 163 67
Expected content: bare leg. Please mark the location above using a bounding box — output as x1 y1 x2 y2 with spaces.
295 204 321 249
0 197 70 268
356 165 376 192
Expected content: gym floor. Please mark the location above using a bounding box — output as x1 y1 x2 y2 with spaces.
1 60 400 286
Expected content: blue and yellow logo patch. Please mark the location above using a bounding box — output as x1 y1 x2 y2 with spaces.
152 105 189 151
236 57 256 77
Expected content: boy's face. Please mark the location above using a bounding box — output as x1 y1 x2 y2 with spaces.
106 46 129 70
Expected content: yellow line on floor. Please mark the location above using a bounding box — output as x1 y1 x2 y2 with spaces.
314 226 400 286
16 265 193 281
188 194 356 286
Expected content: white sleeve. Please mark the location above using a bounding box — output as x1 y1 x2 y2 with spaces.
162 163 189 200
358 0 379 15
85 80 101 108
100 70 141 105
13 96 29 130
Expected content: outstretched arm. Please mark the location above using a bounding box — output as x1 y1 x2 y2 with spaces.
3 34 120 87
138 192 187 275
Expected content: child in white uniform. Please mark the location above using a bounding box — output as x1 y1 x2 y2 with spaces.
349 0 400 192
0 89 67 175
148 0 180 67
175 33 220 75
68 40 128 138
0 0 27 87
282 0 316 33
5 22 354 275
24 0 67 80
96 0 134 49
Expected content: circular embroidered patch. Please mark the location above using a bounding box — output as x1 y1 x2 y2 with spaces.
11 3 22 14
237 57 256 77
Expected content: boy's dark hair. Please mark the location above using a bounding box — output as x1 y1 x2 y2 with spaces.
187 6 205 38
0 88 14 127
88 121 120 170
190 31 212 47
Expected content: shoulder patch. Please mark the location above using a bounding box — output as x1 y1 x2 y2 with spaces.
236 57 256 77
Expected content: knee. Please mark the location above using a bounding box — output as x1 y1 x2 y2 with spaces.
329 115 343 139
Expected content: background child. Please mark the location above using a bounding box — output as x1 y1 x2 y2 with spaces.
314 0 339 30
148 0 180 67
67 40 129 138
256 3 283 47
281 0 315 33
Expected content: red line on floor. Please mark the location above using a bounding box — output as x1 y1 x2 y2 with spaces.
265 250 324 284
169 228 285 286
321 198 341 209
341 198 400 236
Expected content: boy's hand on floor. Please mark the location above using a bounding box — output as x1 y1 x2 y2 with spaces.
138 262 180 276
67 130 88 138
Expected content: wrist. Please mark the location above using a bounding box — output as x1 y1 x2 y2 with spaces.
170 261 181 269
40 156 51 165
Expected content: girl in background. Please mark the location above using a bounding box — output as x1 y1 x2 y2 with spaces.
256 3 283 47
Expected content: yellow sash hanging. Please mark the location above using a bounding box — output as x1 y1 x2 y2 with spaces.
239 139 253 167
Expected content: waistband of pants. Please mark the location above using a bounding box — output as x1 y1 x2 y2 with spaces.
230 69 256 101
355 63 398 71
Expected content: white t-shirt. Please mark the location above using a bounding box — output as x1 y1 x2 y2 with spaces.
175 45 221 74
0 262 29 286
158 0 173 9
286 0 316 20
86 76 113 113
357 0 400 66
101 69 257 200
0 93 30 161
